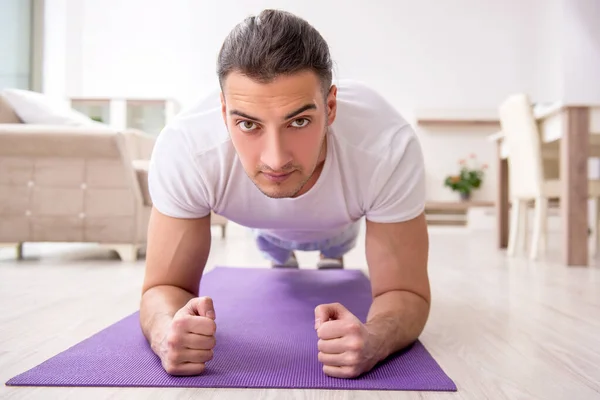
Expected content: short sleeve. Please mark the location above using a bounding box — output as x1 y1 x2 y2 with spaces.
365 127 426 223
147 126 212 219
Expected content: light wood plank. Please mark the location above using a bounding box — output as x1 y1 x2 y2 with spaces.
1 224 599 399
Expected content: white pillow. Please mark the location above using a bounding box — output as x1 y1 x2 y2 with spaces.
0 88 104 126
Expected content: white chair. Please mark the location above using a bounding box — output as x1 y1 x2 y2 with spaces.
498 93 600 260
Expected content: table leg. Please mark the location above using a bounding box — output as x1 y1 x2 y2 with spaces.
561 106 589 266
497 141 509 248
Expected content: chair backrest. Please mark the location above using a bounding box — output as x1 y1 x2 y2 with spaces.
498 94 544 198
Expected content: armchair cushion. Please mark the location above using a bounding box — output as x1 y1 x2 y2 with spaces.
0 89 106 127
0 95 22 123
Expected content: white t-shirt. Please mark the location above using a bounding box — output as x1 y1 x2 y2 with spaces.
148 80 426 243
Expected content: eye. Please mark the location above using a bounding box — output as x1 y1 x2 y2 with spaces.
238 121 258 132
290 118 310 128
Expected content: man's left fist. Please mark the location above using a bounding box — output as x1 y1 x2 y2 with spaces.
314 302 381 378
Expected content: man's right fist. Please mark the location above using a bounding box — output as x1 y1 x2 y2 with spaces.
159 296 217 376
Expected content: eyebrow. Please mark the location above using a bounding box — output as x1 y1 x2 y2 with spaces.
284 103 317 119
229 103 317 123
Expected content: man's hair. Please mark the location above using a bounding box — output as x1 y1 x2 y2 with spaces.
217 9 333 94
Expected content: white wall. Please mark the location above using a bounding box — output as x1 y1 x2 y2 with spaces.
42 0 66 97
42 0 557 202
70 0 542 107
561 0 600 104
531 0 564 103
529 0 600 105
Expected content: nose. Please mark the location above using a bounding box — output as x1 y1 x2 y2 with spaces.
261 130 292 171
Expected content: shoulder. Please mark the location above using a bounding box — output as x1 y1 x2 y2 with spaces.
329 80 425 222
147 89 235 218
155 87 231 157
332 79 418 163
335 79 401 114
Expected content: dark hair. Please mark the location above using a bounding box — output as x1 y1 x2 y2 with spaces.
217 9 333 94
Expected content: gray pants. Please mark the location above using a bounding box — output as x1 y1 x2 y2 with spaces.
253 222 360 265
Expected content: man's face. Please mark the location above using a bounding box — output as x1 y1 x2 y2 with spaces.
220 70 337 198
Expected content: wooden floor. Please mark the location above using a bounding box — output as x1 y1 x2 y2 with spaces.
1 222 599 400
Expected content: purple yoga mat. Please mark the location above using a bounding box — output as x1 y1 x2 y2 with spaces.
6 267 456 391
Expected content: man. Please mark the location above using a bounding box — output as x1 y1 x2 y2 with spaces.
140 9 430 379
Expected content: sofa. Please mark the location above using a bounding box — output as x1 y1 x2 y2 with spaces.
0 91 228 261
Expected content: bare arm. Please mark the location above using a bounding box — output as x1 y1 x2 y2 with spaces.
364 212 431 360
139 207 212 355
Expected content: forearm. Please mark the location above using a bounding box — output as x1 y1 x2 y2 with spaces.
365 289 430 361
140 285 196 354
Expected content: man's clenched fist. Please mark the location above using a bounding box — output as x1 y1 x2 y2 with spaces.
314 302 382 378
158 296 217 376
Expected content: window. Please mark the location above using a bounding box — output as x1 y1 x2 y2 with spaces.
0 0 43 91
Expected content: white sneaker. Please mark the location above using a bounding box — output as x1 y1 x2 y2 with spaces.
316 255 344 269
272 253 299 268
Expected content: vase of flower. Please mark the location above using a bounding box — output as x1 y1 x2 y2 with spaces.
444 154 487 201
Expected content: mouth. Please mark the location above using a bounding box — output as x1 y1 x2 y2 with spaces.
262 171 294 183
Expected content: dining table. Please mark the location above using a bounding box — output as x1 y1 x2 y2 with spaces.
489 103 600 266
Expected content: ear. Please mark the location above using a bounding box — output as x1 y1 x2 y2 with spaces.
326 85 337 126
220 92 228 126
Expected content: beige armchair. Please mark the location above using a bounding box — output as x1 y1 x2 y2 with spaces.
0 93 229 261
0 125 230 261
0 125 152 261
